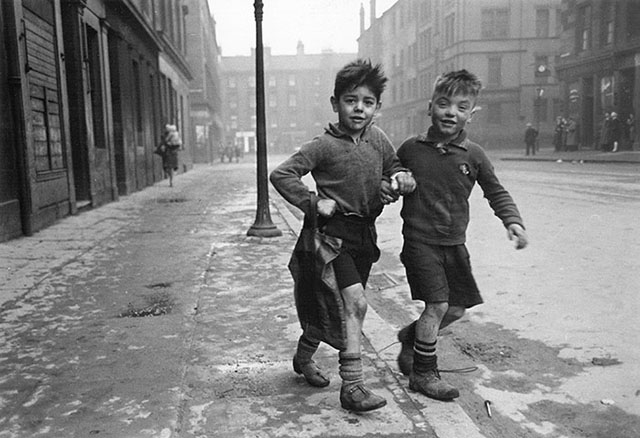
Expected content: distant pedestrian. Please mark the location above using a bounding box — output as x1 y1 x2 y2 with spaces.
553 116 565 152
599 112 612 152
564 117 578 151
233 143 243 163
524 123 538 156
270 59 415 412
626 113 636 150
156 124 182 187
609 112 623 153
393 69 529 402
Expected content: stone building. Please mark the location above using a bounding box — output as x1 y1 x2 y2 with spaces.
220 43 355 155
0 0 194 242
185 0 224 163
358 0 563 147
555 0 640 150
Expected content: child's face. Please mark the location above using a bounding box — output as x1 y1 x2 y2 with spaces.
429 91 476 141
331 85 380 137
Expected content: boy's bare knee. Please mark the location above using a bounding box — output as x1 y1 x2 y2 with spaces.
341 284 367 319
425 301 449 319
447 305 465 320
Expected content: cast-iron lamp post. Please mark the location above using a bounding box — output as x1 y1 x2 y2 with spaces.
247 0 281 237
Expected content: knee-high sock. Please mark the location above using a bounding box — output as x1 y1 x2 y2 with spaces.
413 338 437 374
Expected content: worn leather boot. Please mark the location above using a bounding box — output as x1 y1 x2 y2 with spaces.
409 369 459 400
293 355 330 388
340 384 387 412
397 322 416 376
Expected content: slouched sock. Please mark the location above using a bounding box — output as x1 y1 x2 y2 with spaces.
339 352 364 389
295 333 320 364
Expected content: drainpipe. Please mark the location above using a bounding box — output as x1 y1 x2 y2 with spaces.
3 1 34 236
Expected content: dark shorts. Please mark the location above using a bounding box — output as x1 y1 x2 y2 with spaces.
322 214 380 290
400 241 483 308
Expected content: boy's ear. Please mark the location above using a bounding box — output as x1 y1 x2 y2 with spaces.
330 96 338 113
427 100 433 116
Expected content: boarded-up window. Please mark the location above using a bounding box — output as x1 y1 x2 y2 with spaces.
23 2 65 172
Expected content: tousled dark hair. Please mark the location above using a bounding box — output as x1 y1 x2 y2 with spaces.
433 69 482 99
333 59 388 101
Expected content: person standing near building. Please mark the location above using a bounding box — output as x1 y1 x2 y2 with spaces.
270 59 416 412
626 113 636 150
599 112 612 152
564 117 578 151
610 112 623 153
553 116 565 152
524 122 538 156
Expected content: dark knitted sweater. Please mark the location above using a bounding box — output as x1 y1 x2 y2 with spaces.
397 128 524 246
270 123 405 218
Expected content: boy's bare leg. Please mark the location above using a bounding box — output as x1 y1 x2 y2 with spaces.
338 283 386 412
409 303 459 400
397 306 465 375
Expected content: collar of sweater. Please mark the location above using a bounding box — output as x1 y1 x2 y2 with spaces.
416 127 468 151
325 122 374 144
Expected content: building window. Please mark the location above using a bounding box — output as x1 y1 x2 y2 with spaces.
251 115 256 129
487 103 502 124
288 94 297 107
230 115 237 129
628 2 640 39
248 75 255 88
577 5 592 51
487 56 502 86
86 25 105 149
601 3 614 46
535 8 550 38
228 77 236 88
600 76 614 109
444 14 455 46
269 94 277 107
288 75 296 86
481 8 509 39
268 75 276 87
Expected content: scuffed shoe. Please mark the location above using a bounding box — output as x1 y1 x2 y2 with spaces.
293 355 330 388
340 384 387 412
409 369 459 401
397 323 416 376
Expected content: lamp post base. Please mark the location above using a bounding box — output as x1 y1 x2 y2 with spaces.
247 222 282 237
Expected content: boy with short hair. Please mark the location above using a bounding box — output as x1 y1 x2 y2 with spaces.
391 69 528 400
270 59 415 412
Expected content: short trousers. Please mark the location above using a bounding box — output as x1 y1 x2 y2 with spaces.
322 214 380 290
400 241 483 308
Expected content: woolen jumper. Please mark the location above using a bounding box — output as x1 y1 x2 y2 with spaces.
270 123 406 219
397 128 524 246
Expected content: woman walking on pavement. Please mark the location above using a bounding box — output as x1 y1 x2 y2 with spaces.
156 124 182 187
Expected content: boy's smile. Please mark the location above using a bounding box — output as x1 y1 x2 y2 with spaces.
331 85 380 140
429 92 476 142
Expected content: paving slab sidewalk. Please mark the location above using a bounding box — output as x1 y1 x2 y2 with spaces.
0 161 485 438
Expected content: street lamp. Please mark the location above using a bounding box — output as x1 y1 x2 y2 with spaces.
247 0 281 237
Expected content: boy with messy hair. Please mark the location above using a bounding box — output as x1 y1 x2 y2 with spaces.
390 69 528 400
270 59 415 412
